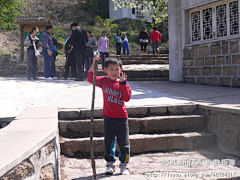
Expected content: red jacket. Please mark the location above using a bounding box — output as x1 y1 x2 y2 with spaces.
150 30 162 42
87 71 132 118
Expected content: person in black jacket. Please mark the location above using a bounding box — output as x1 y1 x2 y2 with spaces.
69 23 88 81
139 27 149 54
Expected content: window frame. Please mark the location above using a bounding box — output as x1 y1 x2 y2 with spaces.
189 0 240 44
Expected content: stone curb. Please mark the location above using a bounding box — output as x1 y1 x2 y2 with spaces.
0 106 58 178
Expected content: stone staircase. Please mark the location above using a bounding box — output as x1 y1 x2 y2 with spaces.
58 105 215 158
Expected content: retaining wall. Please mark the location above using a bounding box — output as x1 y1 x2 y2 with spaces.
183 39 240 87
0 106 61 180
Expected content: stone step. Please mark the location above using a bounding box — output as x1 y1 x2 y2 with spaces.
58 104 199 120
98 59 169 65
109 53 169 58
59 115 206 138
60 132 216 157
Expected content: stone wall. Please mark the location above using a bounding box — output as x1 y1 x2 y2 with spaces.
199 105 240 157
183 39 240 87
0 138 60 180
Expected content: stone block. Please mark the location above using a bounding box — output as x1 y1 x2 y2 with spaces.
40 164 55 180
167 105 197 115
148 106 168 116
183 48 190 57
202 67 212 76
185 132 216 149
183 68 188 77
195 58 204 66
199 46 209 56
223 66 237 76
230 41 239 53
45 140 54 157
80 109 102 119
0 159 34 180
127 107 149 117
205 57 215 65
232 55 240 64
211 44 221 55
219 78 231 87
234 132 240 152
233 78 240 87
220 129 235 148
190 47 198 57
206 78 217 86
185 77 195 83
197 77 205 85
217 56 225 65
58 109 80 120
58 121 68 134
226 56 231 64
213 67 221 76
189 68 201 76
222 42 228 54
183 58 194 66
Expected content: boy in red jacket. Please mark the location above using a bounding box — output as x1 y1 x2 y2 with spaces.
150 27 162 54
87 56 132 175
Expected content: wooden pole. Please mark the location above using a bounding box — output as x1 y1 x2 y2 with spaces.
20 25 24 62
90 62 98 180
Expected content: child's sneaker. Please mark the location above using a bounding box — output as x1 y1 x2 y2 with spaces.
121 168 130 175
105 166 115 175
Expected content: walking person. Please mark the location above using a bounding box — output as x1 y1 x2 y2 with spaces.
122 32 130 55
87 56 132 176
150 27 162 54
98 30 109 70
85 30 97 78
61 29 77 80
69 23 88 81
116 30 122 55
24 26 40 80
42 24 56 80
139 27 148 54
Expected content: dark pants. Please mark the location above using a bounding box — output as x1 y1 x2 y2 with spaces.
116 43 121 55
43 47 55 78
152 41 159 54
64 52 77 78
140 42 148 52
85 49 93 78
100 52 109 70
74 52 85 80
26 49 38 79
103 117 130 168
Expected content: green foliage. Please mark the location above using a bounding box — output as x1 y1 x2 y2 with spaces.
0 0 21 30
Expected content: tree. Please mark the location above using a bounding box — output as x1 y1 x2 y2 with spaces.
111 0 168 25
0 0 21 30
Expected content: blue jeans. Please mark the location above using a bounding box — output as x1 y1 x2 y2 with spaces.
85 49 93 78
152 41 159 54
42 47 55 78
123 41 129 55
100 52 109 70
74 52 85 80
103 117 130 168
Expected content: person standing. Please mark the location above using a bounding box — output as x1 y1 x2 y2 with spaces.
62 29 77 80
122 32 130 55
150 27 162 54
69 23 88 81
24 26 40 80
85 30 97 78
116 30 122 55
42 24 56 80
139 27 148 54
98 30 109 70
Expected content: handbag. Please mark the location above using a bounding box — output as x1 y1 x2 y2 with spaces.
140 39 148 43
32 39 40 57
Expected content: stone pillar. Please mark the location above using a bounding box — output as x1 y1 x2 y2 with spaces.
168 0 183 81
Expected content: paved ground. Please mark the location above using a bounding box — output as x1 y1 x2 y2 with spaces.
1 76 240 118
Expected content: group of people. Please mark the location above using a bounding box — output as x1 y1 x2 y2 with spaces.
24 23 162 81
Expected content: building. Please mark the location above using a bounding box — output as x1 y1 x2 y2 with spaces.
109 0 152 23
169 0 240 87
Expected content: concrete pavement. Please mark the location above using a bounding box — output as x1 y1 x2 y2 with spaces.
0 77 240 119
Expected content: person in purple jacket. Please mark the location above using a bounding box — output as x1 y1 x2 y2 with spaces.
98 30 109 70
